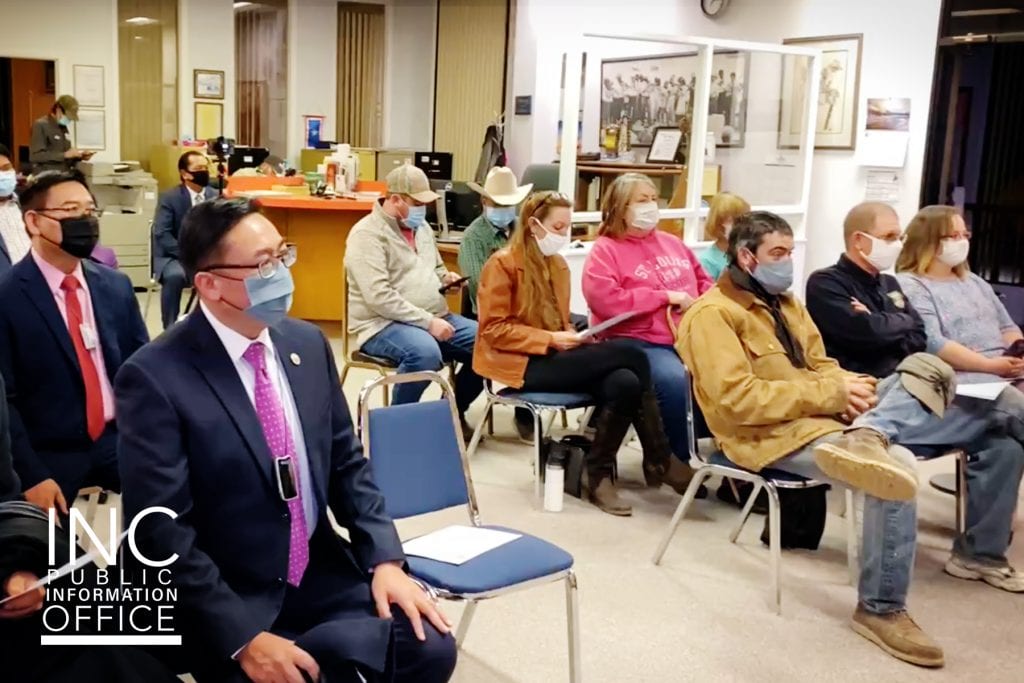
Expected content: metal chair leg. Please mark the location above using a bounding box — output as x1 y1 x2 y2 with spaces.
765 484 782 615
652 468 714 563
377 369 391 407
466 397 493 458
533 408 545 500
560 408 569 429
955 453 967 537
845 488 858 586
455 600 477 648
577 406 595 435
565 570 581 683
339 363 351 390
486 403 495 436
728 481 763 543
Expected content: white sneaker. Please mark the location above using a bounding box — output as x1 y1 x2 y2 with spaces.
944 555 1024 593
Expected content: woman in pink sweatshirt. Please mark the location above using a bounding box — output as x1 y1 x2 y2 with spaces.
582 173 713 480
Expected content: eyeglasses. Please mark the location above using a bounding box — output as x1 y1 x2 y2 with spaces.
37 206 99 217
943 231 971 241
204 243 297 280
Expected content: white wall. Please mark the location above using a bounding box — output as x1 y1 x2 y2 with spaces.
508 0 943 278
0 0 121 161
179 0 237 143
287 0 339 161
384 0 437 150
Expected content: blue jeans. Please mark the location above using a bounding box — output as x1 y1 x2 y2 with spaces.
360 314 483 415
772 432 918 615
860 376 1024 564
633 342 691 464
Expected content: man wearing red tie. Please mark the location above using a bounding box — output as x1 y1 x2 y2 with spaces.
0 171 149 512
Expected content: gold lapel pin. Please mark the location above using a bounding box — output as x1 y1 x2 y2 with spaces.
290 353 301 366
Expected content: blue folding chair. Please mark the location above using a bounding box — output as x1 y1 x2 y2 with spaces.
357 371 581 682
465 379 595 499
652 446 857 615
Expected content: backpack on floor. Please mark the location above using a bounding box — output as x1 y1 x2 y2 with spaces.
758 485 829 550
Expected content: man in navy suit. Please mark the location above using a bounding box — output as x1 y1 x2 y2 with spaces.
0 171 149 513
153 150 217 329
116 198 457 683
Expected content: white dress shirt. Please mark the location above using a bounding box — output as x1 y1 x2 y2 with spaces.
189 186 206 206
0 200 30 264
200 303 317 533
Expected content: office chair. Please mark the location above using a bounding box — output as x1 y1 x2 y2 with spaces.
357 372 581 682
521 164 560 192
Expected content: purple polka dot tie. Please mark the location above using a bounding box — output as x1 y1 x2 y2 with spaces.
243 342 309 586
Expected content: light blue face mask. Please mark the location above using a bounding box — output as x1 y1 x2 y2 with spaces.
243 265 294 326
751 258 794 295
402 204 427 230
0 171 16 197
485 205 516 229
57 115 71 127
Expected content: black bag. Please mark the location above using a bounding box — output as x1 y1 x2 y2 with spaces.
540 435 592 499
759 485 829 550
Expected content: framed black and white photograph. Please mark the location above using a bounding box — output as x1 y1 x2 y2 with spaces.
194 69 226 100
780 34 863 150
646 127 684 163
600 51 749 148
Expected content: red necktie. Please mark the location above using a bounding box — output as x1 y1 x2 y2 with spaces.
60 275 105 440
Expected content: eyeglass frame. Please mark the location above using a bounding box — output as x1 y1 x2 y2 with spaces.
202 243 298 280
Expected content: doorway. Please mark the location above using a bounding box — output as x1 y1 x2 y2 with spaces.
0 57 56 173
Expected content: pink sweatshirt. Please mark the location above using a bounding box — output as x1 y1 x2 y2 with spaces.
582 231 713 345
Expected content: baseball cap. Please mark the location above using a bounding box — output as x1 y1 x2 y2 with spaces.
896 353 956 418
56 95 80 121
386 164 439 203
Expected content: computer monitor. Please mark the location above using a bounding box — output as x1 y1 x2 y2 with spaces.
444 182 482 231
415 151 453 181
228 146 270 175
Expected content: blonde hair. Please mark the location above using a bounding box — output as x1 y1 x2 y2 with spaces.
599 173 657 238
895 205 969 278
704 192 750 242
508 191 573 332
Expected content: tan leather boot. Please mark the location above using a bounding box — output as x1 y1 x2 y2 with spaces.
634 390 696 494
585 408 633 516
812 428 918 502
586 475 632 516
851 606 944 667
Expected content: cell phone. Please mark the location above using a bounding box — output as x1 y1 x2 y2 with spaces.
438 276 470 294
1004 340 1024 358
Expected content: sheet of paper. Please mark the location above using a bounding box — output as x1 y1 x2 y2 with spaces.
576 310 640 340
856 131 909 168
402 525 521 566
955 381 1010 401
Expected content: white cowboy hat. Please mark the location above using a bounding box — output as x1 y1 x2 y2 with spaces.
467 167 532 206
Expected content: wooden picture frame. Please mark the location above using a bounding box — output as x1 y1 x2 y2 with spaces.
73 64 105 107
780 34 863 150
195 101 224 140
194 69 226 100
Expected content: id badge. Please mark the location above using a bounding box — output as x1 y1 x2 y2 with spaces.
275 456 299 501
80 324 98 350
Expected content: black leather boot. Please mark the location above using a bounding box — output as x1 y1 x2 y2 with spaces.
634 390 696 495
585 408 633 516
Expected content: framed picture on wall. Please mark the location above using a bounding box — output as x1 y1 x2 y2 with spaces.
600 51 750 148
73 109 105 150
195 102 223 140
194 69 225 99
304 115 325 149
73 65 105 107
779 34 863 150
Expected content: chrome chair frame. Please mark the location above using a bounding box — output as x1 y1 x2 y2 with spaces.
357 372 581 682
465 379 592 499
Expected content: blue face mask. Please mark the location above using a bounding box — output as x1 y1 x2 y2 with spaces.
751 258 794 295
243 265 294 326
57 115 71 127
485 206 516 229
402 204 427 230
0 171 15 197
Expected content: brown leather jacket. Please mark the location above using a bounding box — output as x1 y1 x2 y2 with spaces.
472 248 572 388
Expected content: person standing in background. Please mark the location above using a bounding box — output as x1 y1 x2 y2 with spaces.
29 95 93 174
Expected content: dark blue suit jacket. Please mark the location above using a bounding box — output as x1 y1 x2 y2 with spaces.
0 236 11 279
0 256 149 489
152 185 217 278
115 310 405 671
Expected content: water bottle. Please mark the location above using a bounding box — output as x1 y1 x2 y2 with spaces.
544 446 566 513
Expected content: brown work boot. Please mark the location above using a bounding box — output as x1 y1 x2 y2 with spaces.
812 429 918 502
586 476 632 516
851 606 944 667
633 390 697 494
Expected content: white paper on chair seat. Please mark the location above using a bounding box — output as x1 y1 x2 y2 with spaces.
402 525 521 565
955 381 1011 401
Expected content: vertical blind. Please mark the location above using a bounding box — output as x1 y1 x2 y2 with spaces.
337 3 385 148
118 0 177 169
434 0 509 180
235 0 287 151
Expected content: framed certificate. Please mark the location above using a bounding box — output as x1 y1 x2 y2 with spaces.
74 109 106 150
195 102 223 140
73 65 105 107
646 127 684 164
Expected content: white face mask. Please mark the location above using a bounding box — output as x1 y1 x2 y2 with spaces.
627 201 660 231
858 232 902 272
532 218 570 256
937 238 969 267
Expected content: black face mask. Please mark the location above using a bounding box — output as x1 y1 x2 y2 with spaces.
41 214 100 259
189 170 210 187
